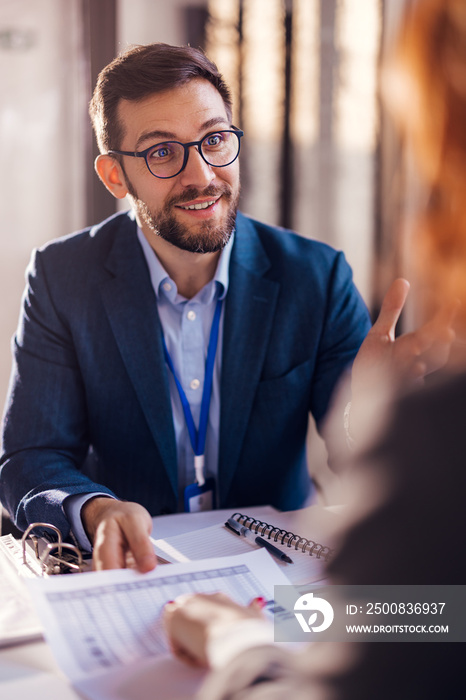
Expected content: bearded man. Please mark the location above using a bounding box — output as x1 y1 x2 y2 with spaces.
2 43 442 572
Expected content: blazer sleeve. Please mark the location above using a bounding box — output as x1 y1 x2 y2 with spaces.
309 251 371 473
309 250 371 426
0 248 116 537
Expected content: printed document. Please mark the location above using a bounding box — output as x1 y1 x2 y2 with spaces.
27 549 291 700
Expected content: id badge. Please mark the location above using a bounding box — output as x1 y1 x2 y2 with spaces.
184 477 216 513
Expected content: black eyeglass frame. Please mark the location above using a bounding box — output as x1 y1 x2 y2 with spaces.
107 126 244 179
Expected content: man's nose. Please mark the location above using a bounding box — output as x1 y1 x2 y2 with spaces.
178 146 215 188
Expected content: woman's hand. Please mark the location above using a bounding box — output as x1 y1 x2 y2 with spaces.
163 592 265 668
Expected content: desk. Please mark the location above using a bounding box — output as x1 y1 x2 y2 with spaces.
0 505 339 699
0 639 78 699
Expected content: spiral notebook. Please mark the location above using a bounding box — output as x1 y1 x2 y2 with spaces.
153 508 336 586
229 511 334 559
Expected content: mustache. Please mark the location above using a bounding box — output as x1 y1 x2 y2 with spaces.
168 184 232 208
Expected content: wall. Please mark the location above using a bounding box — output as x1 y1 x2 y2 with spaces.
0 0 86 415
117 0 206 47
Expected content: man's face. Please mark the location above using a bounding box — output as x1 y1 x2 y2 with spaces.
116 79 240 254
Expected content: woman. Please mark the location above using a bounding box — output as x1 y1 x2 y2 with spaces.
164 1 466 696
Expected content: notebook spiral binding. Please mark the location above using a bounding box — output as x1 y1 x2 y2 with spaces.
231 512 334 562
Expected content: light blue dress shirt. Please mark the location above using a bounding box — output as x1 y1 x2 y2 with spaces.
65 227 233 549
136 227 233 505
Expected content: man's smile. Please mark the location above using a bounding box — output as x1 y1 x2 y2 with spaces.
176 197 221 211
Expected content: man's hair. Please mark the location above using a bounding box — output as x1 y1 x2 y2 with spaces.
89 43 233 153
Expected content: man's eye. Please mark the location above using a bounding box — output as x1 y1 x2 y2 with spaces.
204 133 224 148
149 144 173 159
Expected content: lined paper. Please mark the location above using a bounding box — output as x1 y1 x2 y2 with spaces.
153 512 328 586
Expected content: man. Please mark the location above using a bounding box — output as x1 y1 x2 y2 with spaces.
0 44 453 573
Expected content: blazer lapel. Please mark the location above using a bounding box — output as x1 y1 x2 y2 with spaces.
99 216 177 495
219 214 280 502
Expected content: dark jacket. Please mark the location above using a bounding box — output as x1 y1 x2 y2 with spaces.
0 210 370 535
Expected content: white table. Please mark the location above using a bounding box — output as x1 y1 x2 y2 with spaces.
0 505 337 699
0 640 79 699
0 507 280 698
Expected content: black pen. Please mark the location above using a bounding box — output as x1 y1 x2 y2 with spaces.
225 518 293 564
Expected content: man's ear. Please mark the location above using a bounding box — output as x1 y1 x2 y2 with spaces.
94 154 129 199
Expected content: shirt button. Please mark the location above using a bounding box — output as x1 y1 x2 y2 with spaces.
163 282 172 292
190 379 200 390
187 310 196 321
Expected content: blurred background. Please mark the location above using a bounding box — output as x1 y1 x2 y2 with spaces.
0 0 412 502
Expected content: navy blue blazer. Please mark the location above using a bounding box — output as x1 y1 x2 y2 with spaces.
0 211 370 536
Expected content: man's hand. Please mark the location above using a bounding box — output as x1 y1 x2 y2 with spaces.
353 278 457 386
81 497 157 573
349 278 457 442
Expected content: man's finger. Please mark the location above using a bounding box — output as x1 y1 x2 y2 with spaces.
404 300 458 372
416 300 459 347
436 298 460 328
124 523 157 573
371 278 410 339
92 518 128 570
85 499 157 572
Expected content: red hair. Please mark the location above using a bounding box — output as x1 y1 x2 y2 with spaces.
388 0 466 313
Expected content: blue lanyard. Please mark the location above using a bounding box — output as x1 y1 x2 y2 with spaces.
162 298 223 486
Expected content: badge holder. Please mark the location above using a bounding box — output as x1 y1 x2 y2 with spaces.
184 454 216 512
184 476 216 513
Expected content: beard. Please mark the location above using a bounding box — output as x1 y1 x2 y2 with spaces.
125 176 239 254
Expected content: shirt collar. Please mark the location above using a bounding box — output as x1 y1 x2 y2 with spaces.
136 226 234 303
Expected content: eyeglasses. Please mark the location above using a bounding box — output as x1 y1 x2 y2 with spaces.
108 127 244 179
